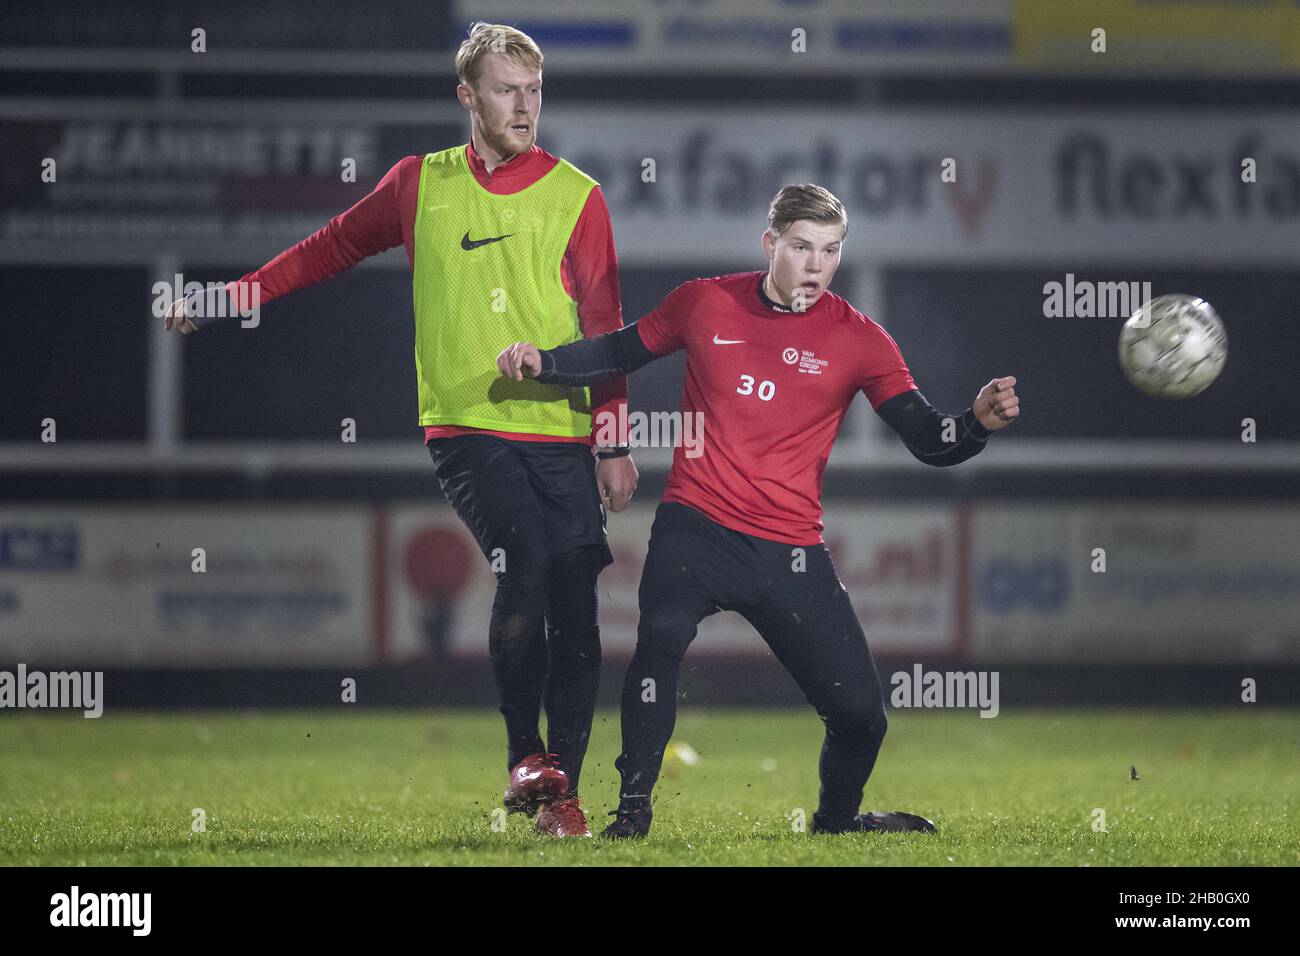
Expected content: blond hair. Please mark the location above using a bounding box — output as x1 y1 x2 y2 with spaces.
455 21 544 88
767 184 847 239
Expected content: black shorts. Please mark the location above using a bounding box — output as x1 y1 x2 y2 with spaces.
638 500 882 698
640 500 848 614
427 433 614 569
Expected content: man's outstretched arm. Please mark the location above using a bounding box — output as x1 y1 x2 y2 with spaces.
497 322 661 385
875 377 1019 466
499 279 694 383
164 156 415 332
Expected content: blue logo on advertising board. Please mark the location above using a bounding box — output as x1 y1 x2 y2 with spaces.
979 558 1069 613
0 525 80 571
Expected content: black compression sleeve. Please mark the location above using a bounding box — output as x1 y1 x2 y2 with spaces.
875 389 991 467
534 322 658 386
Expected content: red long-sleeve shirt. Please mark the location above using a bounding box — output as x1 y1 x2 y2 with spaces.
225 142 627 446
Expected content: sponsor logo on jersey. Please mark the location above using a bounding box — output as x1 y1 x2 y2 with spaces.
783 347 829 374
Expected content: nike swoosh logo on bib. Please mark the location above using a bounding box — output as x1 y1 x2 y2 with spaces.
461 232 513 250
712 335 745 345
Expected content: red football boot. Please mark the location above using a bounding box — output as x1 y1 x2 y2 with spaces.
503 752 569 816
535 797 592 837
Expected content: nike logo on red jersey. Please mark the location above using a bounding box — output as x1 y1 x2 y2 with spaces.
712 334 745 345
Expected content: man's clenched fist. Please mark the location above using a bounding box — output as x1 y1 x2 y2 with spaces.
973 376 1020 431
163 296 198 334
497 341 543 380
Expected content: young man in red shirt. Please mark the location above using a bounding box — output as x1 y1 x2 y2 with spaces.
498 184 1020 838
166 23 637 837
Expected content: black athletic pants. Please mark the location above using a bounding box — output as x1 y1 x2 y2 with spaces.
616 501 888 826
427 434 613 795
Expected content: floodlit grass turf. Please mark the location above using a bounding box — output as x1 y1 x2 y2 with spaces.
1 708 1296 866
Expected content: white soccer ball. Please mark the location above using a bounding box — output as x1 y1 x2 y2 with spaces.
1119 294 1227 399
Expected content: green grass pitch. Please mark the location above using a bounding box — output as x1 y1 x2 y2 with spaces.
2 708 1296 866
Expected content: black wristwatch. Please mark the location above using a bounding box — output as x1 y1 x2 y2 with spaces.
595 445 631 460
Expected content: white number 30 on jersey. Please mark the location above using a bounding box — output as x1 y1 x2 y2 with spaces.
737 375 776 401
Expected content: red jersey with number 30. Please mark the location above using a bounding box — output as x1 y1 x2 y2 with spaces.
635 271 916 545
